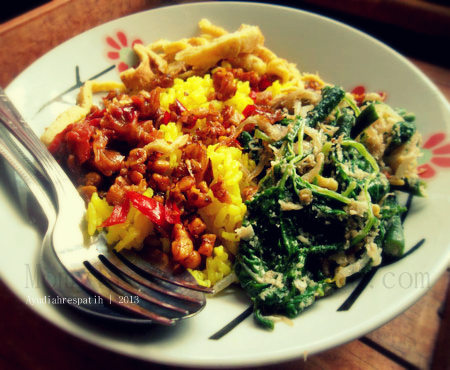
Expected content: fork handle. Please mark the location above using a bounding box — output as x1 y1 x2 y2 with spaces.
0 87 80 208
0 129 56 224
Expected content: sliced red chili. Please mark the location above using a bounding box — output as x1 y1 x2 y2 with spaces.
351 85 366 95
242 104 271 120
174 99 187 115
100 192 182 229
162 111 171 125
126 191 166 227
164 200 181 225
242 104 257 118
351 85 366 105
258 75 273 91
100 199 130 227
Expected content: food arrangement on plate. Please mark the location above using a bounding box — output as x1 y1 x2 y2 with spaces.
41 19 425 329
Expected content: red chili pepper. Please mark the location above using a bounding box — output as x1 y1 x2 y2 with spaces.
164 201 181 225
258 75 272 91
100 199 130 227
242 104 268 119
174 99 187 115
351 85 366 106
162 111 171 125
242 104 257 118
100 191 181 229
351 85 366 95
126 191 166 227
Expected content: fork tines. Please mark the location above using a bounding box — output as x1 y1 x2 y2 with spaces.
79 248 213 325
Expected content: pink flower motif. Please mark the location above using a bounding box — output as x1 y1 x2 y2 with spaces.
417 132 450 179
106 31 143 72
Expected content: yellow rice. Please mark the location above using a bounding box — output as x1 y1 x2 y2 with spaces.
86 188 155 252
199 144 248 255
159 121 183 167
188 246 232 287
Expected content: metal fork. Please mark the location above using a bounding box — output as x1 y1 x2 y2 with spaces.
0 87 213 325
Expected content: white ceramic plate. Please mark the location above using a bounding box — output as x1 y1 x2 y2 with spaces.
2 2 450 368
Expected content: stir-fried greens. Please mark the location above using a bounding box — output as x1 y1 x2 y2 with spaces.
235 86 423 329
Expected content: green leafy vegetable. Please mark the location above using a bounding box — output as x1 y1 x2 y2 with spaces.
234 85 423 329
351 103 379 138
306 86 345 127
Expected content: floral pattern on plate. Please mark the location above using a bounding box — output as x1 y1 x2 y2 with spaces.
418 132 450 179
105 31 142 72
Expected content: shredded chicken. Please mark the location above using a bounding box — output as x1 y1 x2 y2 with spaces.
270 88 320 110
242 115 289 141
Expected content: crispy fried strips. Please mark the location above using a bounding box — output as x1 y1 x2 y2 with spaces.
41 19 305 145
